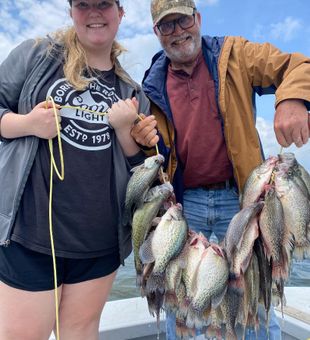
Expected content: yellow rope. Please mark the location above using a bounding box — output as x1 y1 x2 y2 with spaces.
46 96 65 340
135 115 166 183
60 105 107 115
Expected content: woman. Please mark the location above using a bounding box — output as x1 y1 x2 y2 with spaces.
0 1 150 339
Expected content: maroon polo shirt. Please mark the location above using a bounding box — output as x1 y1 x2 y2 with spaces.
166 51 233 188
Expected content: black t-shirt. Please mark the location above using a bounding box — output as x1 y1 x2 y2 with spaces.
12 67 122 258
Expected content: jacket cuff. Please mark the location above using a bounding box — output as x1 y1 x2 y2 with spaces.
0 110 12 142
127 150 146 167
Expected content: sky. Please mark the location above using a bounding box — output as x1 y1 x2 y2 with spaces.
0 0 309 170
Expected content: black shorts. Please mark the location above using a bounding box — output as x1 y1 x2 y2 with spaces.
0 241 120 291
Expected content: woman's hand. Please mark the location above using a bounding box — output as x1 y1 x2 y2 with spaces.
0 101 61 139
108 98 138 131
28 101 61 139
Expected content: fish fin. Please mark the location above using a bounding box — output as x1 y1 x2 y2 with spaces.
146 290 164 322
139 232 155 264
146 272 165 294
141 262 154 292
122 205 132 226
175 244 189 269
151 216 161 227
135 268 143 287
240 250 254 276
163 290 178 314
292 246 307 260
271 249 290 281
211 286 227 310
226 328 238 340
228 275 245 296
130 164 144 173
176 317 195 339
304 246 310 259
186 304 207 330
210 243 226 258
178 299 190 320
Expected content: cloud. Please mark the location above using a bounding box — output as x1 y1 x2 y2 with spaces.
270 17 302 42
0 0 71 62
119 33 160 82
254 17 302 43
256 117 310 172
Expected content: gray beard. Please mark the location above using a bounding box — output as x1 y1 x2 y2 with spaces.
162 35 202 65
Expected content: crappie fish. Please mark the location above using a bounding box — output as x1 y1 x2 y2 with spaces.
139 203 188 293
278 162 310 199
241 157 278 208
220 286 243 340
243 253 260 331
254 238 272 322
259 186 292 281
298 163 310 196
164 247 188 314
187 244 229 329
231 215 259 280
123 154 164 225
224 201 264 264
132 182 174 283
275 170 310 260
279 153 310 198
182 232 209 300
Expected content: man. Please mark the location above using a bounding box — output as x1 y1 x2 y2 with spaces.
132 0 310 339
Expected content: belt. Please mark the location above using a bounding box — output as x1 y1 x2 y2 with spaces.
202 178 235 190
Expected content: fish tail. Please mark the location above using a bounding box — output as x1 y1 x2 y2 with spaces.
228 275 245 295
176 317 194 339
226 328 238 340
186 302 209 330
304 246 310 259
146 290 164 319
178 297 191 319
122 209 131 226
136 273 143 287
292 245 307 260
206 324 222 340
164 290 178 314
146 272 165 294
271 261 288 281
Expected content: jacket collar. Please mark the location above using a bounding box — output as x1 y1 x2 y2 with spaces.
142 35 225 119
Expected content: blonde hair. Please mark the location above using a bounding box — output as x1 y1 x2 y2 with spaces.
51 27 137 91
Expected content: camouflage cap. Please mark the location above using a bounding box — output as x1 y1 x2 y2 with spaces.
151 0 196 25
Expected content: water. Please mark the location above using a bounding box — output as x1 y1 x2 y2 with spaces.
109 252 140 301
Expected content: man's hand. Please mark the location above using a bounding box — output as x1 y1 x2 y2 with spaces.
274 99 309 147
131 113 159 147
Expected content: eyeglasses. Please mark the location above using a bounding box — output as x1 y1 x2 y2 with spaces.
72 0 119 11
156 12 196 36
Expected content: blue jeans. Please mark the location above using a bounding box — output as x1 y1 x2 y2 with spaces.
165 187 282 339
286 258 310 287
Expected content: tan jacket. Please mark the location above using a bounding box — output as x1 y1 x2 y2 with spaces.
143 36 310 193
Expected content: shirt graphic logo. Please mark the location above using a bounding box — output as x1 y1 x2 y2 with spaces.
47 78 120 151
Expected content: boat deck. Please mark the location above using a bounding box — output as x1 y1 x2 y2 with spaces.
49 287 310 340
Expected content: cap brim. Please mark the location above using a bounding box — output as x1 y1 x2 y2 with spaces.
154 6 194 25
